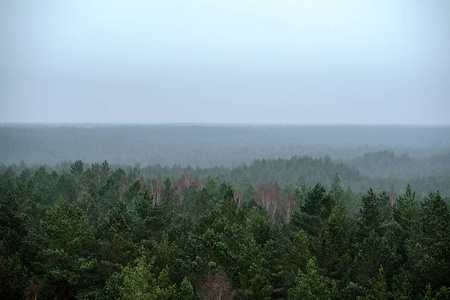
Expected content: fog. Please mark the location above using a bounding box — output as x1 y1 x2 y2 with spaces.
1 0 449 125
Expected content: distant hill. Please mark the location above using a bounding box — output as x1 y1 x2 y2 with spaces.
1 124 449 167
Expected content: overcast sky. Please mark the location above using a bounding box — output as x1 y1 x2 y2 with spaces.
1 0 449 124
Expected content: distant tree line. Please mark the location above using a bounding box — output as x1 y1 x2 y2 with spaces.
2 125 449 168
3 150 449 197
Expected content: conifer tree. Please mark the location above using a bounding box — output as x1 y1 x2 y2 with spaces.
36 199 100 299
288 259 336 300
119 249 175 300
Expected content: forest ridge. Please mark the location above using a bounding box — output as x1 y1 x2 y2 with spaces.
1 124 450 197
1 124 450 166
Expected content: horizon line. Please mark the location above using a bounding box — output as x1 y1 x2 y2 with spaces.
1 122 450 127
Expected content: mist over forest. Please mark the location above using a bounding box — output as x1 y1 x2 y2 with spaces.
2 124 450 164
2 0 450 298
1 124 450 299
2 124 449 198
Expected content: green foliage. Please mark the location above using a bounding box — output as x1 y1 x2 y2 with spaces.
291 183 334 240
357 188 384 237
287 229 313 273
353 229 384 287
340 281 368 299
419 192 450 289
70 160 84 177
319 204 354 281
393 184 419 233
119 249 175 300
288 259 336 300
35 198 100 299
97 202 136 273
237 238 274 299
368 266 389 300
174 277 197 300
124 179 142 204
0 162 449 299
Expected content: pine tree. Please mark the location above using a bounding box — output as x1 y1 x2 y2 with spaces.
419 192 450 289
291 183 333 239
119 249 176 300
97 203 136 274
357 188 383 238
319 204 354 281
36 199 100 299
288 259 336 300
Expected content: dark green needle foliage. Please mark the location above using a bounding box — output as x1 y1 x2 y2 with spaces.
0 159 449 299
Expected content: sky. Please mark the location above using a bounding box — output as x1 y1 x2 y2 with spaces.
1 0 449 125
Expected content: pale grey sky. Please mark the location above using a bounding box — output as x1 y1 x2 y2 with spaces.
1 0 449 124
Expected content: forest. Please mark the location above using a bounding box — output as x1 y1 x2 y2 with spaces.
0 125 449 299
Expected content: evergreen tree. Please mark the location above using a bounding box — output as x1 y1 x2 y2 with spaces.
291 183 334 239
70 160 84 177
368 266 389 300
0 170 30 299
288 259 336 300
393 184 419 234
35 199 100 299
319 204 354 282
119 249 175 300
97 203 136 274
357 188 383 238
174 277 197 300
419 192 450 289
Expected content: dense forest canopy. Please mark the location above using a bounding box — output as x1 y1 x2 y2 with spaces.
1 125 449 299
1 160 449 299
1 124 450 197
